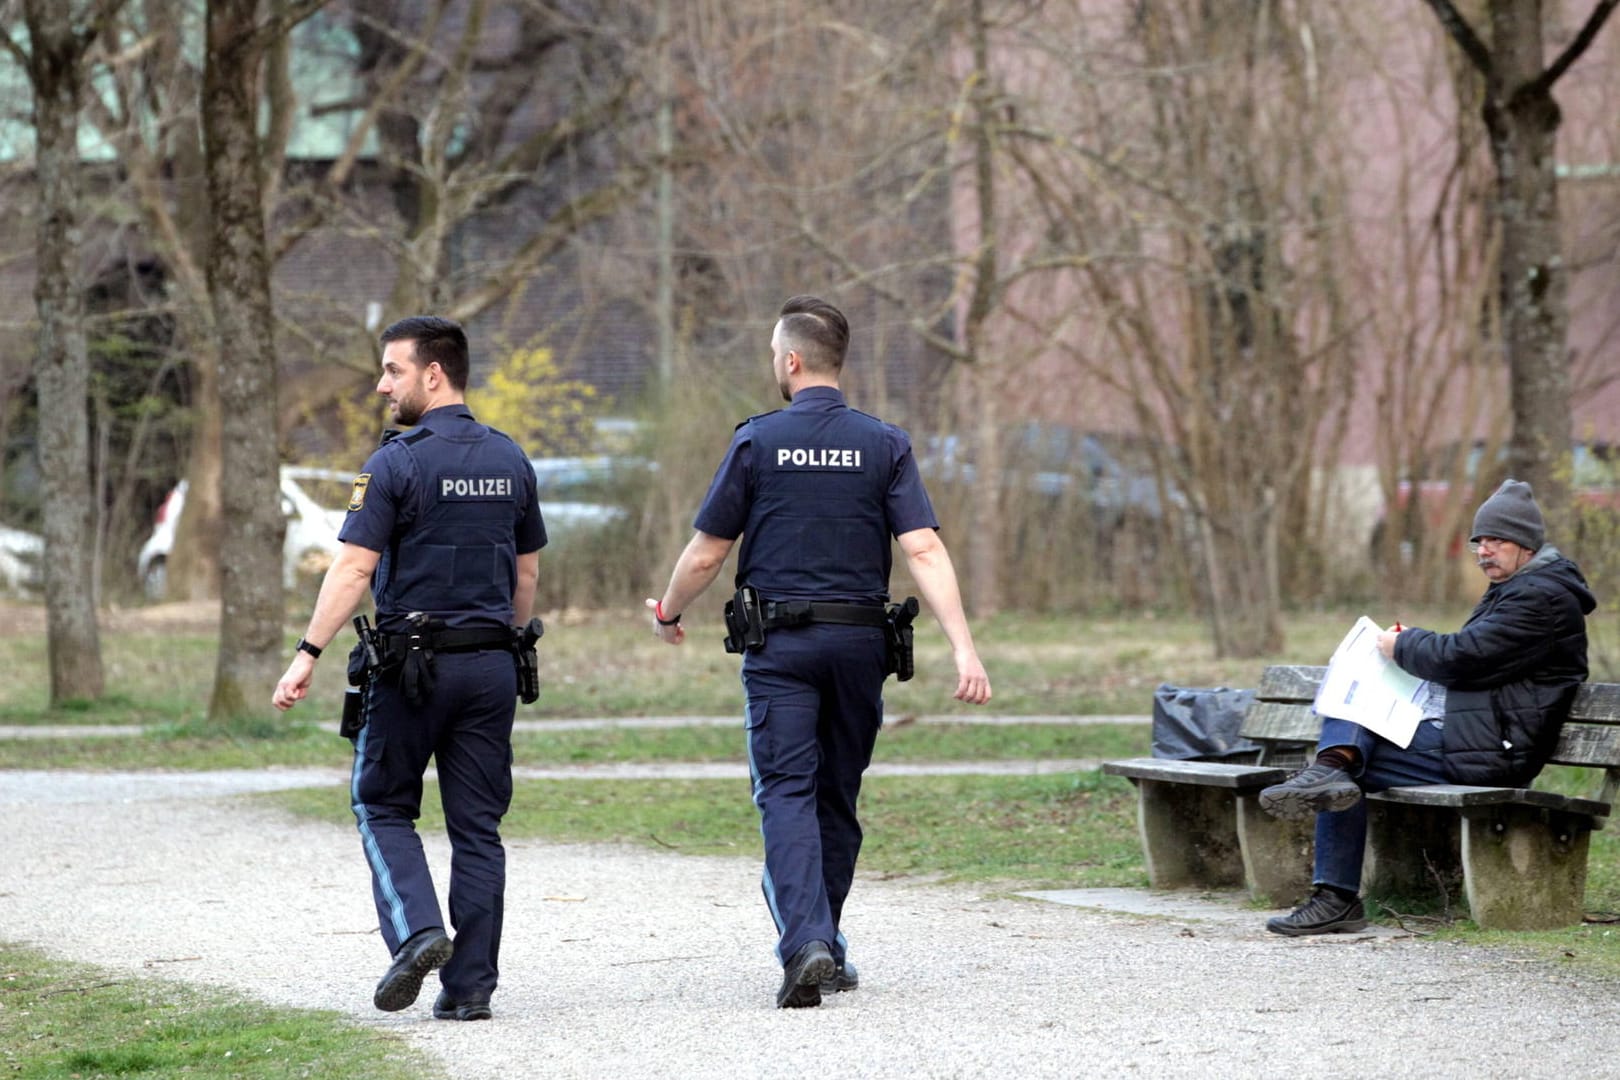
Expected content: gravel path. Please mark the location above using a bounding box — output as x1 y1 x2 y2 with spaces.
4 770 1619 1079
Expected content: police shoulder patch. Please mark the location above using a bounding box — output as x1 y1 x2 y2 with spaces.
348 473 371 512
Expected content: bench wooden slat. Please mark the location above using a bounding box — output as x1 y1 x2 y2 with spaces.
1572 683 1620 722
1240 701 1320 743
1101 758 1286 789
1256 664 1326 702
1369 786 1608 825
1551 721 1620 767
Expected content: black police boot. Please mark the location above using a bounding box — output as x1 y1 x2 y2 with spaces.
373 928 453 1012
1265 888 1369 936
1258 762 1362 820
820 958 859 994
432 989 493 1022
776 940 836 1009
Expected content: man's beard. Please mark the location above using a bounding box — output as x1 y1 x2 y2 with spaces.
778 377 792 403
393 390 426 426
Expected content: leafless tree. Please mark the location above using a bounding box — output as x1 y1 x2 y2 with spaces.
201 0 326 720
1 0 125 702
1421 0 1620 528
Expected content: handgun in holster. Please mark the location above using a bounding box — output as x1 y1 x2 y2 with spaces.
513 616 545 704
723 585 766 654
885 596 920 682
341 614 385 739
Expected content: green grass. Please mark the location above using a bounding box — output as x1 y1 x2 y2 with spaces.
0 606 1478 725
0 943 439 1080
265 769 1143 890
0 718 1151 770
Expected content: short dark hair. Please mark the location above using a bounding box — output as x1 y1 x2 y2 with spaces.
777 295 849 374
379 315 469 391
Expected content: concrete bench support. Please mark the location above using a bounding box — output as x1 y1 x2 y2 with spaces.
1103 758 1300 901
1460 805 1593 931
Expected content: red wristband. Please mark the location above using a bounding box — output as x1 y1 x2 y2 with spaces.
655 601 681 626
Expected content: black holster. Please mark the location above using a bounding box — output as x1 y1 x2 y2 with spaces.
723 585 766 654
339 686 366 739
396 613 440 706
341 614 387 739
885 596 920 682
514 616 545 704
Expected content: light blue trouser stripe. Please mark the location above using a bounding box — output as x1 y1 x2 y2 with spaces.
351 718 410 944
744 695 789 962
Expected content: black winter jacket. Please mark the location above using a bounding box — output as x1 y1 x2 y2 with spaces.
1393 546 1596 785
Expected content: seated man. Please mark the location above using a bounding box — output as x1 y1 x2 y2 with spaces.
1257 479 1596 935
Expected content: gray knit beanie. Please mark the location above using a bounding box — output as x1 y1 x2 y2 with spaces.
1471 478 1544 550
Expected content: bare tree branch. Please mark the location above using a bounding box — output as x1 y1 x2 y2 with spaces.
1420 0 1493 76
1534 0 1620 93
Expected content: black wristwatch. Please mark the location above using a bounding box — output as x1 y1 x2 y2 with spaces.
296 637 323 659
655 604 682 626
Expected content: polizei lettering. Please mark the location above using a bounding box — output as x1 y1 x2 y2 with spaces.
440 475 515 499
776 447 863 469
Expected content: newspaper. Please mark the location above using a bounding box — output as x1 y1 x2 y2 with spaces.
1312 616 1428 748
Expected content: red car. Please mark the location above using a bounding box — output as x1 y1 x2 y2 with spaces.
1373 440 1620 562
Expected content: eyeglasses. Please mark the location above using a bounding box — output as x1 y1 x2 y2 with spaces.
1469 537 1514 554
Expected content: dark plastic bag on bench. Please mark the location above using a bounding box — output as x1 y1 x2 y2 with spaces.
1151 684 1260 761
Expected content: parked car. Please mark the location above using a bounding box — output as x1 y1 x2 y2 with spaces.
528 450 652 534
918 423 1185 527
1371 440 1620 562
138 454 641 598
0 523 43 596
137 466 354 599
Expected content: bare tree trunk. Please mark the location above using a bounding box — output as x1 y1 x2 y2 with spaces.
1423 0 1620 532
960 0 1002 617
18 0 110 702
203 0 286 720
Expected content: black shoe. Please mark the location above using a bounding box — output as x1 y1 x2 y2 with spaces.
1266 888 1369 936
373 928 453 1012
433 990 493 1021
1258 762 1361 820
776 940 836 1009
820 959 858 994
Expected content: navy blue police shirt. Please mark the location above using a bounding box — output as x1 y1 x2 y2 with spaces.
693 386 938 603
339 405 546 632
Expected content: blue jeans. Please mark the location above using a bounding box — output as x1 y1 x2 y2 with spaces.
1313 716 1450 893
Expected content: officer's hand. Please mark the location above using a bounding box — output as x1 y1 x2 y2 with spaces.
953 651 991 705
272 653 316 711
645 598 685 646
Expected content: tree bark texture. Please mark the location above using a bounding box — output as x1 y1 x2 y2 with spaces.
203 0 287 720
1485 0 1572 521
1426 0 1620 532
23 0 106 702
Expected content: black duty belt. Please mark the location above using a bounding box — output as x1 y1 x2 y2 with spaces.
380 626 513 656
761 600 888 630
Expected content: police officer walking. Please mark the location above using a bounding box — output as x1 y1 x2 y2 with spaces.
646 295 991 1009
273 316 546 1022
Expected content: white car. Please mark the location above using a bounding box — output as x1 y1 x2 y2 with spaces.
0 523 43 595
137 466 354 599
137 460 628 598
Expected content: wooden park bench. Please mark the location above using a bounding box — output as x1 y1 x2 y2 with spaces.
1103 666 1620 930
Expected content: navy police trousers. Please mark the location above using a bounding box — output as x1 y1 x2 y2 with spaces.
741 622 889 967
350 648 517 1001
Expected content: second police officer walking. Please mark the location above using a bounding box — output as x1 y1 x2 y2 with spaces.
648 295 992 1008
273 316 547 1022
